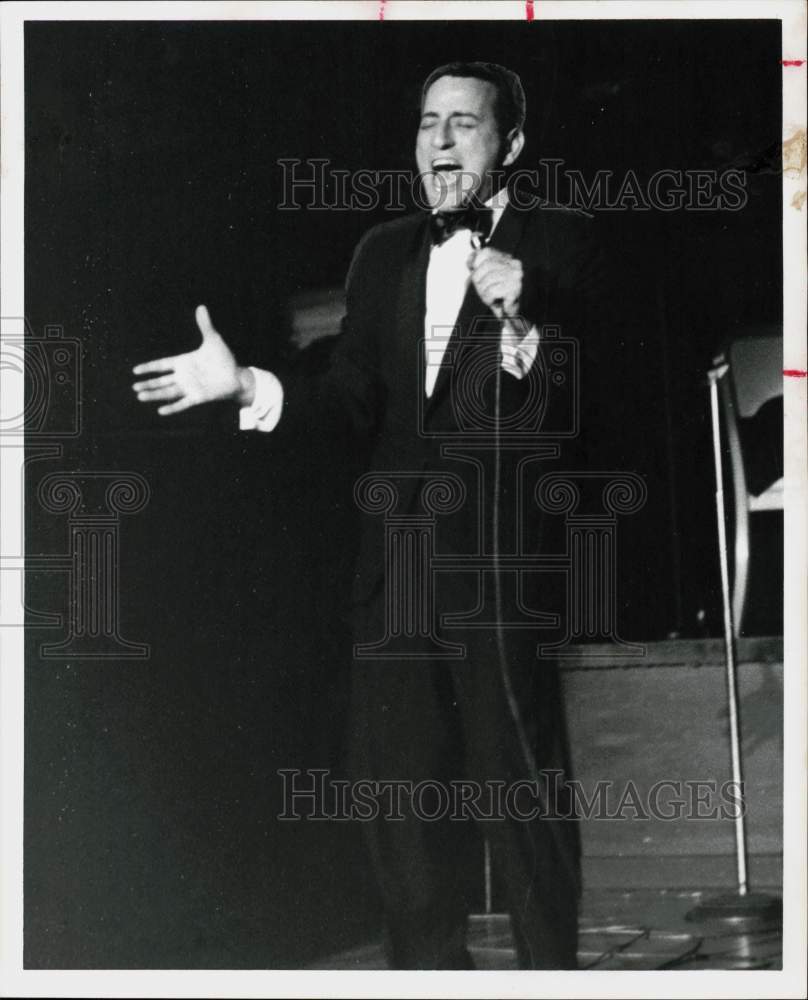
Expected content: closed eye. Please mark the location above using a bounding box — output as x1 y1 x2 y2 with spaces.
419 113 480 130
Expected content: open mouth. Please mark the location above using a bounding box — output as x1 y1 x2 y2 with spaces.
431 159 463 174
426 160 468 208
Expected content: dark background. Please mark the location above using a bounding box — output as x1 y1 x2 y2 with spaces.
25 19 782 967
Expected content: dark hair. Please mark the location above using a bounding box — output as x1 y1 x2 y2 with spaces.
421 61 527 137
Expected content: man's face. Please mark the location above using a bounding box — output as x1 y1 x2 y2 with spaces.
416 75 512 211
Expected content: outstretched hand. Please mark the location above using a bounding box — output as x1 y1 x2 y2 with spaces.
132 305 253 415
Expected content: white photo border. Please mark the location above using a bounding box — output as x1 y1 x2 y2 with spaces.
1 2 805 998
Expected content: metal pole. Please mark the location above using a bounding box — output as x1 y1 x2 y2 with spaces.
484 839 493 915
686 366 780 928
708 366 748 895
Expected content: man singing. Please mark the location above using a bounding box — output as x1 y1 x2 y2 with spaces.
133 61 603 970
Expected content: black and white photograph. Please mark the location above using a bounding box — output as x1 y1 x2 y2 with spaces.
1 2 805 996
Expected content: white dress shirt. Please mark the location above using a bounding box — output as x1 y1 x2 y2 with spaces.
240 189 539 432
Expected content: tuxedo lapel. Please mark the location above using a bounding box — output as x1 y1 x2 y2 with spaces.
382 214 431 422
396 214 432 354
485 197 528 258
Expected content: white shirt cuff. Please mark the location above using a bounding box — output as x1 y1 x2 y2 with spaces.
239 367 284 432
500 321 540 380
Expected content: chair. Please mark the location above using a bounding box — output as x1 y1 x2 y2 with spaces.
713 333 783 637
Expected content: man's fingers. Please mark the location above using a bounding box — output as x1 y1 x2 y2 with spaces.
470 247 514 271
473 274 519 317
470 246 496 269
157 397 194 416
470 255 496 278
472 254 516 274
132 357 177 376
133 304 216 379
195 304 217 343
136 386 183 403
474 267 510 291
132 373 176 392
475 273 512 300
471 264 514 291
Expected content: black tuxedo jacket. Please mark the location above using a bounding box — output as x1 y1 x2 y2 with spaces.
278 199 607 613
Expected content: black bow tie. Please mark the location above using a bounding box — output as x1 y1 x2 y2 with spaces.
430 204 493 246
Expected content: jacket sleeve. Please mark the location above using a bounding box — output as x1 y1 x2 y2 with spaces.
270 228 386 443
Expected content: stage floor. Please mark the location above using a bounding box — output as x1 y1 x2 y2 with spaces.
309 887 783 970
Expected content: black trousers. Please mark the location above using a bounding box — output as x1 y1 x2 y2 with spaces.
347 585 581 970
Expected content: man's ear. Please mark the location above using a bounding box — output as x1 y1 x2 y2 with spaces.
502 128 525 167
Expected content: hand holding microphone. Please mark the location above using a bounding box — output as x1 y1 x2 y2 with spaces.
468 244 524 323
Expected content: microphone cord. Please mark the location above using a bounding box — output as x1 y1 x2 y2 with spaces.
492 355 538 781
471 226 545 789
491 311 580 900
471 228 563 820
